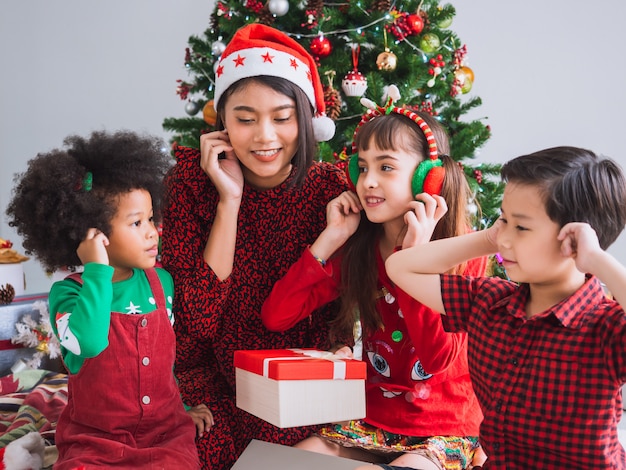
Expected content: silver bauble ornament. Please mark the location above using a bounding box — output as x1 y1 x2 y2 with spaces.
268 0 289 16
211 41 226 56
185 100 201 116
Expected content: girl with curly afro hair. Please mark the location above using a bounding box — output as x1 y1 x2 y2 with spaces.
6 130 212 469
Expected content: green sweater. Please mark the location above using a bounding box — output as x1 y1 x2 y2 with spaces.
48 262 174 374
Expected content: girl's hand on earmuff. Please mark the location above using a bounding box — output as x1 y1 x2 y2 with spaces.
199 131 241 201
77 228 110 266
402 193 448 250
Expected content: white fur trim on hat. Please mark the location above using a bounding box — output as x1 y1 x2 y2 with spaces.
215 46 316 111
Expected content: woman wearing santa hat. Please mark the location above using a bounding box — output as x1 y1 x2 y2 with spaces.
161 23 349 469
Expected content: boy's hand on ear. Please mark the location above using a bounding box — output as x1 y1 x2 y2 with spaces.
558 222 602 274
484 219 502 250
77 228 109 266
402 193 447 249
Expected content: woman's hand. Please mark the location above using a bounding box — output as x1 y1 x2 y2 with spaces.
199 130 242 201
401 193 448 249
77 228 109 265
187 404 214 438
331 345 354 359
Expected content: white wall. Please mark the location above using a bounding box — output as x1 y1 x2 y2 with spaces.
2 0 625 295
0 0 213 294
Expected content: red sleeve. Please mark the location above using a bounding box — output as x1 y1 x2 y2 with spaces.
465 255 488 277
161 147 232 337
262 248 340 332
395 287 466 374
389 254 486 374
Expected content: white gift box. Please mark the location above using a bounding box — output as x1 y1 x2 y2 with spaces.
235 348 366 428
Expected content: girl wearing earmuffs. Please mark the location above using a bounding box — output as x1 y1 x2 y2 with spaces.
262 86 487 470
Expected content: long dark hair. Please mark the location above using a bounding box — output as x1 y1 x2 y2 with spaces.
332 112 473 339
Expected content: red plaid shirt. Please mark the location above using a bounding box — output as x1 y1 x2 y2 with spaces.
440 274 626 469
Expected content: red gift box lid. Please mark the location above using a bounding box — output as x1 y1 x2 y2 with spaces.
234 348 366 381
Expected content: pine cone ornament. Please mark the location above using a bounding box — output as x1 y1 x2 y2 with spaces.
257 5 276 26
209 10 220 31
0 284 15 305
370 0 391 12
324 84 342 121
306 0 324 14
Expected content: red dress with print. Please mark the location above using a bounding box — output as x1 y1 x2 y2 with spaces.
161 146 350 469
55 269 199 470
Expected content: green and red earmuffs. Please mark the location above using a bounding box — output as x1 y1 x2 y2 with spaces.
347 85 445 197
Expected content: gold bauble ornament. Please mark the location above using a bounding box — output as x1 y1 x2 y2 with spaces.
376 49 397 72
203 100 217 126
454 66 474 94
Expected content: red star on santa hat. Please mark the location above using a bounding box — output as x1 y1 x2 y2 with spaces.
233 54 245 67
262 52 274 63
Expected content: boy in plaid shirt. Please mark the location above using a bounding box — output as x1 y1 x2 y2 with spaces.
386 146 626 469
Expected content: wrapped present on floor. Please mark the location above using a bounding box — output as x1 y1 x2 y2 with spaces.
234 348 366 428
0 294 62 376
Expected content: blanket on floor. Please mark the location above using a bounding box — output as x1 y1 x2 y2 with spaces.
0 369 68 449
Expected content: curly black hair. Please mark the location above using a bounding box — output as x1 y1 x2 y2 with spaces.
6 130 172 272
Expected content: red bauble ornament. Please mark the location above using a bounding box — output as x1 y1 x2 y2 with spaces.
407 13 424 35
310 36 332 58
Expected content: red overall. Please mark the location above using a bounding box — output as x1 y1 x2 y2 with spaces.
55 269 199 469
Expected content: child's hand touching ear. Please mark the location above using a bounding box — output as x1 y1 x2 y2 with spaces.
309 191 362 264
324 191 362 245
484 218 502 251
77 228 109 265
558 222 602 274
402 193 448 249
187 404 214 438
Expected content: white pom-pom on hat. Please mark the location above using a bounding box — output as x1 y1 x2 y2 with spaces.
313 114 335 142
214 24 336 142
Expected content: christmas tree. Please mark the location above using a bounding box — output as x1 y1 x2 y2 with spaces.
163 0 504 249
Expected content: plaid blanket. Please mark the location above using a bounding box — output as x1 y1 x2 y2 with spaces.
0 369 68 449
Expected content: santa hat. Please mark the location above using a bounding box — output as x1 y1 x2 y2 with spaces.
0 432 45 470
213 23 335 142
